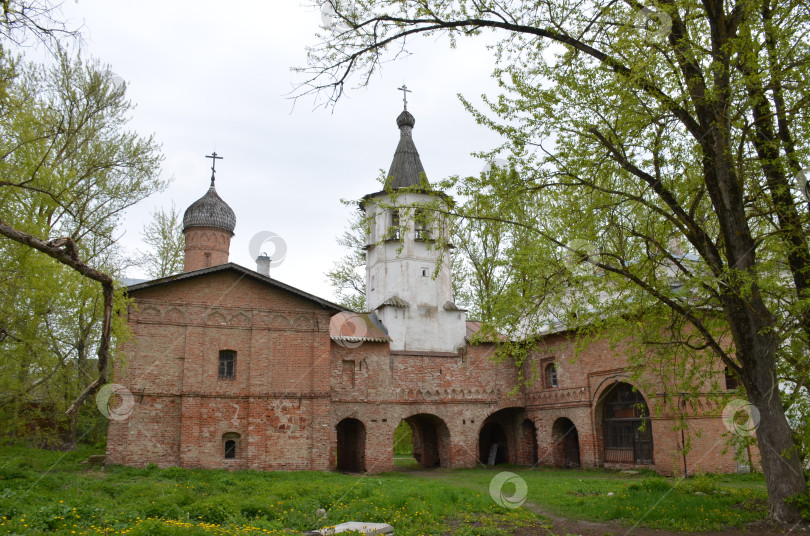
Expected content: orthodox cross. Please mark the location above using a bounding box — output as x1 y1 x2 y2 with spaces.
206 152 223 185
397 84 412 111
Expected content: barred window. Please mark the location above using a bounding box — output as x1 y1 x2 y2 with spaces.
223 432 240 459
545 363 558 388
218 350 236 380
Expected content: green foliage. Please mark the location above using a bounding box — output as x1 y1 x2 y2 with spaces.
785 492 810 522
393 420 413 455
326 209 367 311
0 45 163 445
139 203 185 279
304 0 810 517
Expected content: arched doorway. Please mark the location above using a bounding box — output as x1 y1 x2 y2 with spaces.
600 382 653 465
336 418 366 472
551 417 580 468
479 422 509 465
401 414 451 468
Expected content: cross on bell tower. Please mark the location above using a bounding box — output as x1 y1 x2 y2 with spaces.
397 84 412 110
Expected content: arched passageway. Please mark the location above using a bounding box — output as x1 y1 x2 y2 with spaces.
551 417 581 468
402 414 451 468
518 419 538 466
599 382 653 465
336 418 366 472
479 422 509 465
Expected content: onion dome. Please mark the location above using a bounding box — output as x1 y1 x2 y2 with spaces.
386 110 428 189
182 177 236 234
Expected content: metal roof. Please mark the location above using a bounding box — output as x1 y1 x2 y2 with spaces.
380 295 409 308
124 263 347 312
330 312 392 343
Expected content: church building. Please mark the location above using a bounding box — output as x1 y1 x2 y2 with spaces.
106 105 757 476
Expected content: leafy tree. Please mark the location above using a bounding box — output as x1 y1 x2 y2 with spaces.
326 210 367 311
139 203 185 279
0 44 164 429
299 0 810 521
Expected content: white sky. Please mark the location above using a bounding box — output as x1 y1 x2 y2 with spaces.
58 0 504 301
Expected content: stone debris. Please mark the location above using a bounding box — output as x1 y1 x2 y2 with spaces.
306 522 394 535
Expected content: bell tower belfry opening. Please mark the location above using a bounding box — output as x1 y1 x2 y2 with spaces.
360 100 466 353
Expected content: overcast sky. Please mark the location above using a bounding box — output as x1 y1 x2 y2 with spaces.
57 0 504 301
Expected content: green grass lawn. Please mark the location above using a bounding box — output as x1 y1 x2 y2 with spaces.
437 466 768 532
0 447 769 535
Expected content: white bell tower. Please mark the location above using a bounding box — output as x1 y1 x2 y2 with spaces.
361 104 466 353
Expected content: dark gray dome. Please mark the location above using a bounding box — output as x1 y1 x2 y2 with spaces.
182 184 236 233
396 110 415 128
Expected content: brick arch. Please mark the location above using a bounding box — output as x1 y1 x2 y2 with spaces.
592 379 654 467
336 417 366 473
140 306 161 321
293 315 314 330
270 314 292 328
478 407 527 465
550 417 581 468
400 413 451 468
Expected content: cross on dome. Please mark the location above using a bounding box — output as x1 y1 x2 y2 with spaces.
205 151 223 186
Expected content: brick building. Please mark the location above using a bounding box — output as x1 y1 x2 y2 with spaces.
106 108 757 476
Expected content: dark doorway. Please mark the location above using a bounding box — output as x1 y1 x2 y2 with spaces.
336 418 366 472
403 414 451 468
551 417 581 468
479 422 509 465
601 382 653 465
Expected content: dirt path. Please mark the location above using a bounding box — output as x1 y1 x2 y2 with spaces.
401 469 808 536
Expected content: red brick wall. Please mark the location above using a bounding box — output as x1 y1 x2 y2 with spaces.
183 227 232 272
108 270 334 470
108 270 756 476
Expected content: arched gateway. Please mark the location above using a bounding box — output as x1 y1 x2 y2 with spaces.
402 414 451 468
599 382 653 465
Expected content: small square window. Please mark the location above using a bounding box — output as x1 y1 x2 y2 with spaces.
725 367 739 390
219 350 236 380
